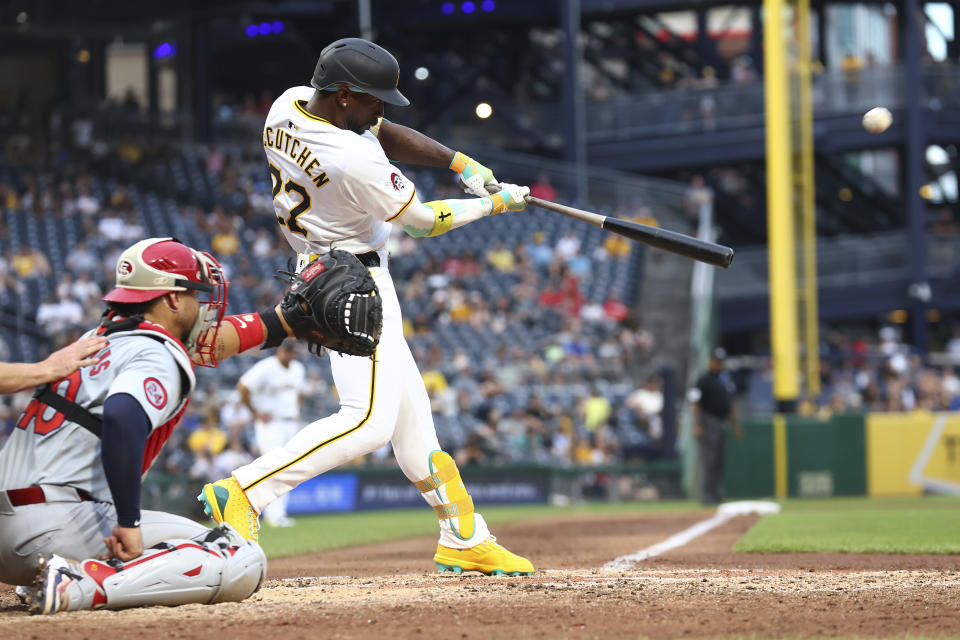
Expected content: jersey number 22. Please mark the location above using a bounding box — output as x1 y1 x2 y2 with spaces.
269 164 310 239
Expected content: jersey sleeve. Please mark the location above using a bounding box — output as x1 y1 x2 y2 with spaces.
340 147 417 223
106 344 183 431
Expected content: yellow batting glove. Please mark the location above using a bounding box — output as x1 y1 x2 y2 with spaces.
450 151 497 197
486 183 530 215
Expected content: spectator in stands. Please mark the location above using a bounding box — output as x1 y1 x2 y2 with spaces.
219 391 254 440
188 450 217 482
572 431 605 465
526 231 555 267
529 173 557 202
603 289 629 323
73 186 100 217
11 246 52 278
70 271 102 307
690 348 741 505
0 184 18 211
731 56 757 85
187 414 228 458
626 374 664 442
211 214 240 257
65 242 99 273
581 387 612 433
36 293 83 348
684 175 713 222
486 241 516 273
213 436 254 480
556 230 582 262
250 228 273 257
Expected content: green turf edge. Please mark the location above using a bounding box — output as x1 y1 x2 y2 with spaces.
732 497 960 555
258 500 705 558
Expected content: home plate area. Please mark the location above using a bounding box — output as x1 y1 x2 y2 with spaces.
2 507 958 639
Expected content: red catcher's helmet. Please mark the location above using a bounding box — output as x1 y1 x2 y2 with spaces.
103 238 229 367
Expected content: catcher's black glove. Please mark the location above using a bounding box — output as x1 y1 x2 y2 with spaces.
278 250 382 357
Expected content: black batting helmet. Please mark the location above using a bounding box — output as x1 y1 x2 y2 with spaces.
310 38 409 106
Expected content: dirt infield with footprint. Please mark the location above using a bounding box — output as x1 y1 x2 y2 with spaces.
3 511 959 639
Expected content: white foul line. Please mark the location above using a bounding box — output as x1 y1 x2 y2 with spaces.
603 500 780 571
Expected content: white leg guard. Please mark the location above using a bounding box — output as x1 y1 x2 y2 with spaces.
210 538 267 604
47 526 265 612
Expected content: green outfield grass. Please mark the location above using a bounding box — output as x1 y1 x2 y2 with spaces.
733 496 960 555
258 500 704 558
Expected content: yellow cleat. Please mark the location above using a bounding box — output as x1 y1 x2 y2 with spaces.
434 537 534 576
198 477 260 542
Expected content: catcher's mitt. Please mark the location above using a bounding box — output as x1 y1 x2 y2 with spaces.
278 250 382 357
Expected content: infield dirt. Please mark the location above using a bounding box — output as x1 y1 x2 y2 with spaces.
3 510 959 639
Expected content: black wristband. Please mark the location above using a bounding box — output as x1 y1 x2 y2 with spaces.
259 307 286 348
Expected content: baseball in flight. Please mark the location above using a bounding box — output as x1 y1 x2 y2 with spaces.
862 106 892 133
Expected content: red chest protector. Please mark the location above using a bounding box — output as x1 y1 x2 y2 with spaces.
32 313 198 474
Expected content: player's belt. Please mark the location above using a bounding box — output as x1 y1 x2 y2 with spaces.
307 251 381 267
355 251 381 267
3 485 95 507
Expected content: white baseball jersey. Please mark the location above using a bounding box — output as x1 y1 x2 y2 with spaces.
262 86 417 255
0 320 195 500
239 355 305 421
233 84 496 552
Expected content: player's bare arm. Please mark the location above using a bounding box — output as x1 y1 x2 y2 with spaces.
377 120 498 197
212 303 295 365
0 335 108 394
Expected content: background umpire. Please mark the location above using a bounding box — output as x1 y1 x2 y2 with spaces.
689 348 742 505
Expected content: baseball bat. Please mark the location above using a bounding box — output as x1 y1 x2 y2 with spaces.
525 195 734 268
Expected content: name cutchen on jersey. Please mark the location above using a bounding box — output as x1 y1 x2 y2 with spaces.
262 86 418 256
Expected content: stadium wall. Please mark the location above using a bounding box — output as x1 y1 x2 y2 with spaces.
143 462 684 517
724 413 960 498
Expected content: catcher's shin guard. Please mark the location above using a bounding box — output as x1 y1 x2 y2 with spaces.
416 451 476 541
31 527 266 613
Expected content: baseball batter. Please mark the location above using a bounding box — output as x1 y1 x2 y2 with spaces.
201 38 534 575
0 237 374 613
237 340 305 527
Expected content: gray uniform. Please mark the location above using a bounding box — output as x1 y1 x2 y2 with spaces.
0 323 206 585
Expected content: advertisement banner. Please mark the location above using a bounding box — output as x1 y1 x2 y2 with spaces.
356 469 550 510
867 412 960 496
286 473 358 514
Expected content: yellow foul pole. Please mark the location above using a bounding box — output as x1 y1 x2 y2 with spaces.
764 0 800 406
796 0 820 398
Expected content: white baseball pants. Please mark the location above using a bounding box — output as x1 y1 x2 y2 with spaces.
232 262 490 548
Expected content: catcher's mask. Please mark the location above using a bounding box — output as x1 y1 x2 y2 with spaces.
103 237 229 367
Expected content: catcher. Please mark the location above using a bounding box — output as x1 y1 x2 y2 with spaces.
0 238 381 614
